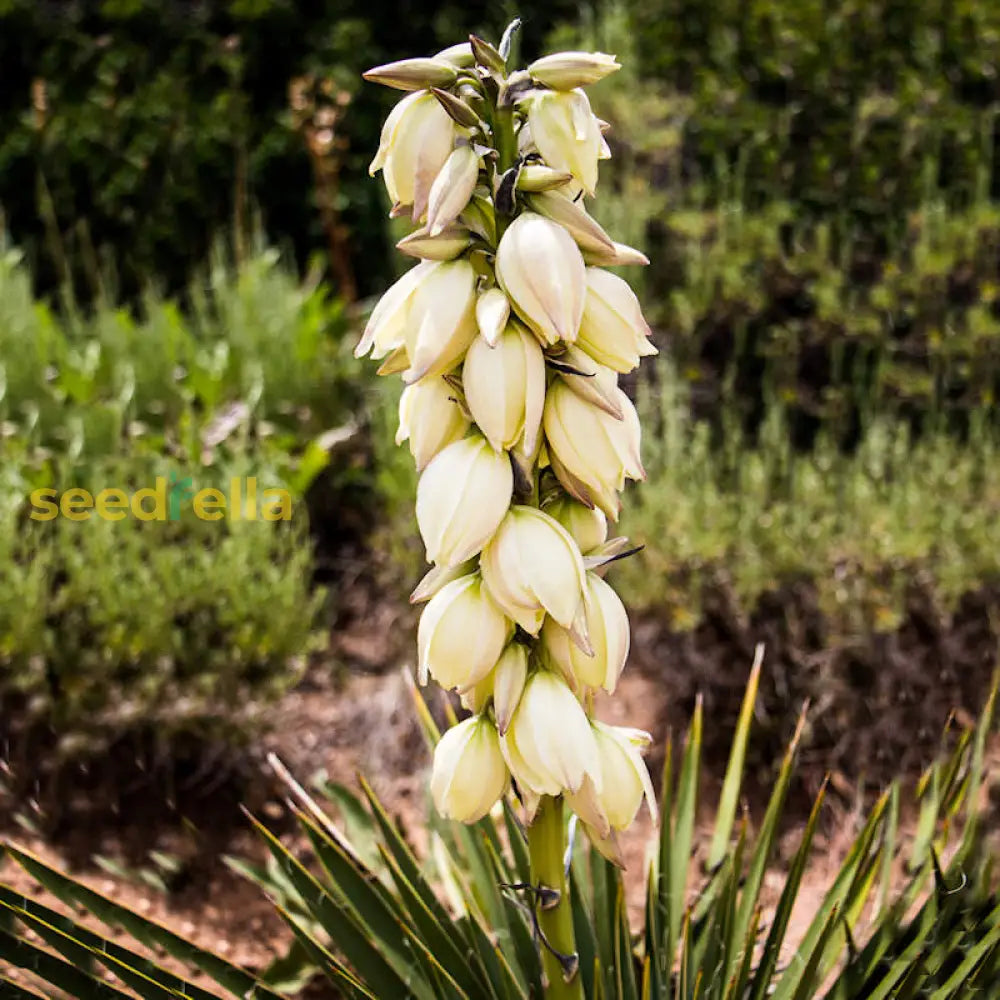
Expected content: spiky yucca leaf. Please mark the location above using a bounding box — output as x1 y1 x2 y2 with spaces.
1 662 997 999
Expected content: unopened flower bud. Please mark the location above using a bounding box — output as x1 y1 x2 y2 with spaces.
582 240 650 267
528 51 621 91
418 574 511 688
481 505 586 634
475 288 510 347
427 145 481 236
527 191 614 256
396 224 473 261
544 497 608 554
417 435 513 566
402 259 478 383
542 572 629 692
397 377 470 471
543 380 644 519
431 715 508 822
434 42 476 67
501 670 600 796
577 267 657 373
463 322 545 453
430 87 482 127
463 642 528 733
517 164 574 192
355 259 436 360
363 56 459 92
524 89 601 196
496 212 585 346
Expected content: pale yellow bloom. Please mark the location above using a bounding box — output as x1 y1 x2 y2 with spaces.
481 505 587 634
462 322 545 453
417 574 511 688
431 715 508 822
495 212 585 346
416 435 513 565
543 497 608 554
577 267 657 373
475 288 510 347
525 89 601 196
501 670 600 796
402 259 478 383
542 572 629 692
462 642 528 734
426 145 481 236
396 377 470 471
355 260 436 360
543 380 644 519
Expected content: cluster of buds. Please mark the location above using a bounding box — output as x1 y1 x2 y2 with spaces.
360 29 656 863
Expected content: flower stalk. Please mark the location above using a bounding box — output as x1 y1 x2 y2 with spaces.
361 22 655 997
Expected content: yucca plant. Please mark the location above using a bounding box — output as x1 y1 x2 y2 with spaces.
2 656 998 998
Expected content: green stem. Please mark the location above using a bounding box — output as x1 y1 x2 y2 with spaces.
527 797 583 1000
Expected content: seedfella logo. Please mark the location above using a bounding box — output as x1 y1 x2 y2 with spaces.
29 474 293 522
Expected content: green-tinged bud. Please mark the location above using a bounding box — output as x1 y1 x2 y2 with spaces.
542 572 629 692
426 145 481 236
501 670 600 796
463 642 528 733
417 574 511 688
402 259 478 382
396 376 470 471
582 240 650 267
416 435 513 566
431 715 508 822
463 322 545 453
543 497 608 554
396 224 473 261
431 87 482 128
355 259 436 360
460 194 497 245
434 42 476 67
475 287 510 347
577 267 657 373
377 345 410 375
363 56 459 92
543 380 644 519
496 212 585 346
373 92 457 219
553 344 624 418
528 51 620 90
527 190 614 255
524 89 601 196
481 505 586 634
516 164 574 192
469 34 505 74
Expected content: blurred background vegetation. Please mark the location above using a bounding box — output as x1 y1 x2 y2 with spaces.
3 0 1000 810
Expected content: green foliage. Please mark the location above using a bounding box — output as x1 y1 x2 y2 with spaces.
618 359 1000 629
3 665 997 998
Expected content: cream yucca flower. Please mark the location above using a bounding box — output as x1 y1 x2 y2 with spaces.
396 377 470 471
577 267 657 372
527 51 621 91
543 496 608 554
480 505 587 634
475 287 511 348
501 670 601 796
463 322 546 453
416 435 513 566
543 379 644 519
431 715 509 822
417 574 510 688
402 258 478 383
495 212 586 346
523 89 602 196
355 259 436 361
370 91 457 219
542 572 629 692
